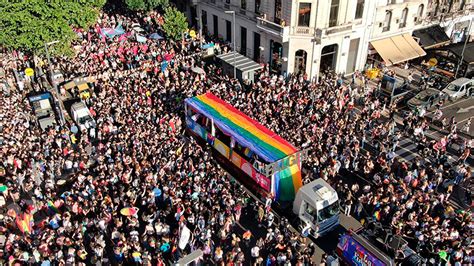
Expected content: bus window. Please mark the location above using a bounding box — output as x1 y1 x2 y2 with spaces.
233 142 253 161
214 124 231 147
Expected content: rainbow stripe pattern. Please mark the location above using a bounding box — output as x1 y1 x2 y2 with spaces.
186 93 297 162
186 93 302 201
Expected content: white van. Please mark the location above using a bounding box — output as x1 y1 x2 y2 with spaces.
441 78 474 101
70 102 95 131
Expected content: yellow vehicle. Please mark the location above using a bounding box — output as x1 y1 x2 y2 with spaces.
62 76 96 100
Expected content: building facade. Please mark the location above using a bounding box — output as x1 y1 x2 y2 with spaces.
183 0 473 80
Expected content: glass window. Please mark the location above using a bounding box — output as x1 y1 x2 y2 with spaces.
298 3 311 27
274 0 282 24
383 10 392 31
305 202 317 221
329 0 339 27
255 0 261 14
241 0 246 10
317 201 339 222
400 8 408 28
355 0 364 19
415 4 424 24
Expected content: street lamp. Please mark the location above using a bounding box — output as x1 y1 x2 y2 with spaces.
44 40 59 67
44 40 66 126
224 10 237 79
454 18 473 78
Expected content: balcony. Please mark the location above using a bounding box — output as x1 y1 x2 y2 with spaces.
257 17 289 42
325 24 353 35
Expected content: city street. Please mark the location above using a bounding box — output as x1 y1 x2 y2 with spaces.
427 97 474 137
1 1 473 265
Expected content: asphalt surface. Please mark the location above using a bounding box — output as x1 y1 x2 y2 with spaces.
426 97 474 138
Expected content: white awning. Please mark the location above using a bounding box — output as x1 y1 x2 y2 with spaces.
371 34 426 66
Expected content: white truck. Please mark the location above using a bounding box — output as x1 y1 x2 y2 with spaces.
292 179 340 237
70 102 95 131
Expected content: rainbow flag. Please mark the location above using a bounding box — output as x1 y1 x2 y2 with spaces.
16 213 33 234
47 201 60 214
186 93 297 162
373 211 381 221
186 93 302 201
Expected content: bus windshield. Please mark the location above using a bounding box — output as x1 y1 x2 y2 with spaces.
318 201 339 222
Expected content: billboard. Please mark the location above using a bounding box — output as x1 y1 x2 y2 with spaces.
337 234 387 266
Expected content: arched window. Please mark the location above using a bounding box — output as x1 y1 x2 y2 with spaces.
415 4 424 24
383 11 392 32
400 8 408 28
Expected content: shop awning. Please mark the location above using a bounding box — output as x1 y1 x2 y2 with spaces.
413 25 451 49
216 52 263 73
371 34 426 66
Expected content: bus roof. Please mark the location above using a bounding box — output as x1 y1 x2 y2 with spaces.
185 93 298 163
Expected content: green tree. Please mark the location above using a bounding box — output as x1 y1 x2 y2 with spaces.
162 6 188 41
124 0 168 11
0 0 105 56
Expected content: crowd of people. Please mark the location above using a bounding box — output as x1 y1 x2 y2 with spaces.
0 4 472 265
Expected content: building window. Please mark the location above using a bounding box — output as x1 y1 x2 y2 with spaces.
355 0 364 19
241 27 247 56
241 0 246 10
400 8 408 28
415 4 424 24
225 0 230 3
298 3 311 27
226 20 232 42
329 0 339 27
213 15 218 36
383 10 392 32
255 0 261 14
274 0 282 24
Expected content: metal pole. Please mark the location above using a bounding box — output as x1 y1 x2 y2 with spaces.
232 12 236 79
310 32 316 82
454 18 472 78
197 6 203 48
44 43 52 67
44 41 66 126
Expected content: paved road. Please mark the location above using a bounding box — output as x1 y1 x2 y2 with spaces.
426 97 474 138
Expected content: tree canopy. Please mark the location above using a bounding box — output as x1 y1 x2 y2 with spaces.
0 0 105 56
124 0 169 11
162 6 188 41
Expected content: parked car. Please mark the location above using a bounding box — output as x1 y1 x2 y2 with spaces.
70 101 95 131
441 78 474 101
407 88 442 110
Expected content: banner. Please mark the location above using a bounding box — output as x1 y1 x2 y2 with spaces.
100 24 125 39
179 225 191 250
337 234 386 266
136 34 147 43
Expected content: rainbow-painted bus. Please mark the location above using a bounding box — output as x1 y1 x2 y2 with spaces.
185 92 306 202
185 93 340 236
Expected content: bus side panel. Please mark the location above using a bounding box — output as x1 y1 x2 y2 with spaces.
186 115 271 192
274 164 302 202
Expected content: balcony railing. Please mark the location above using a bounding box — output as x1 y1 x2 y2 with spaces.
257 17 283 34
326 24 353 35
